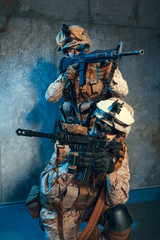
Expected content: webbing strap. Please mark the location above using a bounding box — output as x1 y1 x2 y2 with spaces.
85 62 117 127
97 61 117 102
77 187 105 240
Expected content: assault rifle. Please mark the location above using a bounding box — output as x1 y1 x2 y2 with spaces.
16 127 117 183
59 41 144 86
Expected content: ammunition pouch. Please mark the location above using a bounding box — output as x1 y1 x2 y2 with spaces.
62 183 98 209
74 185 98 208
26 185 42 219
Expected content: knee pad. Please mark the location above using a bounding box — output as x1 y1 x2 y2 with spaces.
104 204 133 232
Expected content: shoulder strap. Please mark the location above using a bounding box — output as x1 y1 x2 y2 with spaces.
97 61 117 101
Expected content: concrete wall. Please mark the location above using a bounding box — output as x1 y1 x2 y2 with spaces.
0 0 160 203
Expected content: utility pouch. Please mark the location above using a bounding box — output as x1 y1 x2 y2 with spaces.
74 185 97 207
26 185 42 219
91 83 99 94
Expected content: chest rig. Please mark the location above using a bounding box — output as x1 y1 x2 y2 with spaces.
63 62 104 107
72 63 104 103
59 54 117 126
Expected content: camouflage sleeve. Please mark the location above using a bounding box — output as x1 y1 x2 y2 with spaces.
106 152 130 205
45 74 67 103
40 143 74 204
110 68 129 97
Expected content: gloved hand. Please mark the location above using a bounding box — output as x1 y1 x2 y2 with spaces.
69 151 93 169
109 141 127 162
93 152 115 174
96 61 112 82
64 63 79 80
69 151 115 174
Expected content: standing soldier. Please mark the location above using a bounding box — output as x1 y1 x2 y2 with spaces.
45 24 129 128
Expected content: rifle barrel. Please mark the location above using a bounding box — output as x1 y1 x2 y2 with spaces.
16 128 55 139
120 49 144 57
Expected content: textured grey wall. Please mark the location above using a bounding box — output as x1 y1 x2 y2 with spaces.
0 0 160 203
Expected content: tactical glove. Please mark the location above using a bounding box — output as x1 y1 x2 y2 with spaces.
69 151 115 174
93 152 115 174
109 141 127 162
64 63 79 80
69 151 93 169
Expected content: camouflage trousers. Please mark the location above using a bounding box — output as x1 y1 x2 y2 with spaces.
40 207 84 240
40 204 110 240
40 205 131 240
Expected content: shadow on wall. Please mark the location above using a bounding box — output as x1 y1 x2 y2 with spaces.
26 58 61 130
26 58 64 176
11 59 63 202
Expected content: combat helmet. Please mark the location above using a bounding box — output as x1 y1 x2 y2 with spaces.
94 98 134 136
56 24 92 53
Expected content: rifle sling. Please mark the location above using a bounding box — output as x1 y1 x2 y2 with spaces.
77 187 105 240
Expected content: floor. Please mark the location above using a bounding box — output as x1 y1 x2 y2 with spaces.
0 187 160 240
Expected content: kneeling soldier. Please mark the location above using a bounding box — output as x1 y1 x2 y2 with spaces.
39 98 134 240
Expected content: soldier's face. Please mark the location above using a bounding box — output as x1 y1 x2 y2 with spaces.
67 46 80 57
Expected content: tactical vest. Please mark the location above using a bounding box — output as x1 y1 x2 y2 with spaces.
60 62 114 126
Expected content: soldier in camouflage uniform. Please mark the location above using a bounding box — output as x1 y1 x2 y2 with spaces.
39 25 134 240
45 24 128 127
